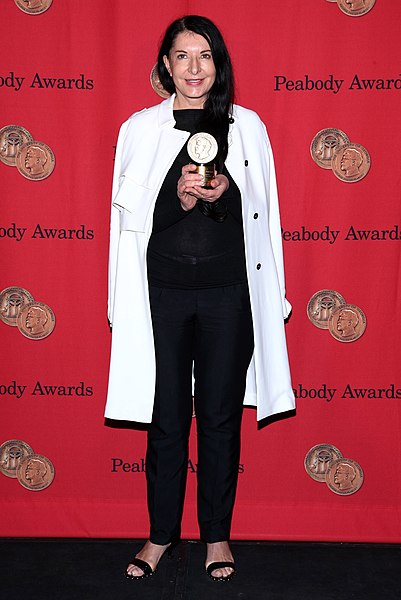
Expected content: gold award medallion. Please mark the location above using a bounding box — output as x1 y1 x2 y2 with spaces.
17 454 55 491
304 444 343 482
16 141 55 181
16 301 56 340
307 290 346 330
326 458 364 495
15 0 53 15
337 0 376 17
0 286 35 326
331 142 370 183
310 128 350 170
0 125 33 167
150 64 170 99
0 440 34 478
328 303 366 342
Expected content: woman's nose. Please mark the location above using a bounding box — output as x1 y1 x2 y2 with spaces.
189 57 200 74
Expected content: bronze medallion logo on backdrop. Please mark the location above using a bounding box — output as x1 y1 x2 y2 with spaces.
337 0 376 17
0 124 55 180
305 445 364 495
0 440 34 478
310 129 370 182
14 0 53 15
150 64 170 99
17 301 56 340
328 304 367 342
331 142 371 183
0 440 55 491
325 458 364 495
310 128 349 170
304 444 343 482
0 286 34 326
307 289 346 329
0 125 33 166
16 141 55 181
0 286 55 339
17 454 55 491
308 290 366 342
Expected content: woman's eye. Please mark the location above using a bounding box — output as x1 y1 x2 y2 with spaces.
177 54 187 59
201 53 212 59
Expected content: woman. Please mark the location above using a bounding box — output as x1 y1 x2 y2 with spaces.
105 15 295 581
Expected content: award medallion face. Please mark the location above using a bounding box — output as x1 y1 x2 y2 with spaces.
331 142 370 183
16 141 56 181
328 304 366 342
187 133 218 164
326 458 364 495
17 301 56 340
17 454 55 491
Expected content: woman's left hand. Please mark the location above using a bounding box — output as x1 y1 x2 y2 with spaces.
195 173 229 203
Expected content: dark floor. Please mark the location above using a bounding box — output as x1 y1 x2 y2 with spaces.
0 539 400 599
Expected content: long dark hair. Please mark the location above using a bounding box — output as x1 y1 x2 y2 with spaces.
158 16 235 222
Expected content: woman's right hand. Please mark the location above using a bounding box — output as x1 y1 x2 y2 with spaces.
177 164 204 211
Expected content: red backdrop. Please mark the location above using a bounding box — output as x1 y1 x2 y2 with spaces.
1 0 400 542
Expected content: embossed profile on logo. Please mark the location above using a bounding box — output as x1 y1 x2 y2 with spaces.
24 145 47 176
336 308 359 337
25 305 48 335
340 148 363 178
345 0 367 10
24 457 47 486
334 462 357 491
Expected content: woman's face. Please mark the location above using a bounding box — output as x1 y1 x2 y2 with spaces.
163 31 216 109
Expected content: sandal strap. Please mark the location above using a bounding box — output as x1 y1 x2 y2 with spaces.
128 557 153 576
206 561 235 575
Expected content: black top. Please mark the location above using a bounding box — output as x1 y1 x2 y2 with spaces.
146 109 247 289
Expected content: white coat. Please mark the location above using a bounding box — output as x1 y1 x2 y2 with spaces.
105 94 295 422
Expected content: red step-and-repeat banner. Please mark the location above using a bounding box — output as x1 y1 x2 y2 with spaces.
1 0 400 542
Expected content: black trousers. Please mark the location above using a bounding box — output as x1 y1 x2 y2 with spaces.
147 283 254 544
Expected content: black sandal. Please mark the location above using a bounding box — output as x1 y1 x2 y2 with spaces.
125 557 154 580
125 539 180 580
206 561 236 581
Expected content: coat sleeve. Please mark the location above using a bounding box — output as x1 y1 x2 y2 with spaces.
108 120 129 325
